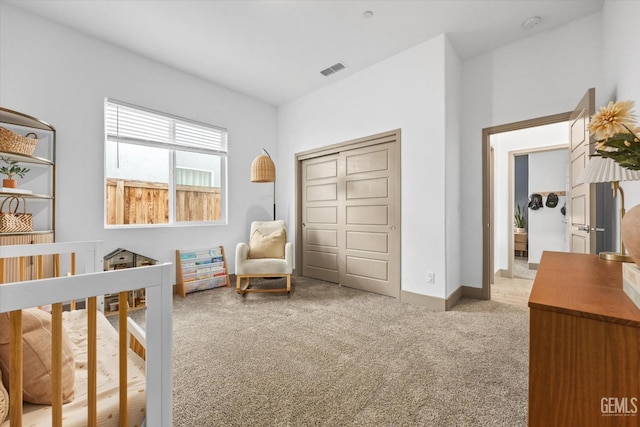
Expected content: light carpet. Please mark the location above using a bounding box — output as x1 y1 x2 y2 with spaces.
121 277 529 426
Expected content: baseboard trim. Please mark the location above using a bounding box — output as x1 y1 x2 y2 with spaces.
400 287 464 311
400 290 445 311
445 286 463 310
400 289 465 311
462 285 485 300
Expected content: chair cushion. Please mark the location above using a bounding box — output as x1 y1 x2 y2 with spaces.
249 228 286 259
238 258 292 275
0 308 75 405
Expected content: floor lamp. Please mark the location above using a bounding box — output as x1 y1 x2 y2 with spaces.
251 148 276 220
578 156 640 261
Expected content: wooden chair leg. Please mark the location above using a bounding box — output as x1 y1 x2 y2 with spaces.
236 275 291 295
236 276 250 294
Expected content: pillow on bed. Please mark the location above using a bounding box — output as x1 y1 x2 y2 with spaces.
249 228 286 259
0 308 75 405
0 370 7 422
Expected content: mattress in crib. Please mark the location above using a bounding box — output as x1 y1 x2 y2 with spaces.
1 309 146 427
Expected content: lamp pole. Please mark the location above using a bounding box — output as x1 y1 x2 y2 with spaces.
262 148 276 220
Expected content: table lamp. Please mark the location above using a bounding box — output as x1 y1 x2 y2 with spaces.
578 156 640 261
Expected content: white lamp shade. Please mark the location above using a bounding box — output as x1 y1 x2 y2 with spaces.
577 156 640 184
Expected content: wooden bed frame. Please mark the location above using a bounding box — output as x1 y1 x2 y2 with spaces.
0 241 173 427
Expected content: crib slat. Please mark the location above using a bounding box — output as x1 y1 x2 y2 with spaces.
88 296 98 427
37 255 43 279
119 291 129 427
51 302 63 427
54 253 60 277
70 253 77 310
9 310 23 427
18 256 25 282
51 254 63 426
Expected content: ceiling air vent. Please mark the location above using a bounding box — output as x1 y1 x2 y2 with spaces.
320 62 346 77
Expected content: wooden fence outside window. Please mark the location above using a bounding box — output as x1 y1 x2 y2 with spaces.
106 179 221 224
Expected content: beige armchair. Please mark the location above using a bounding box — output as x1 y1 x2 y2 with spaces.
235 220 293 294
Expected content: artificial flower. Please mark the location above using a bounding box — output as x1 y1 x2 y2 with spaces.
589 100 640 170
588 100 636 141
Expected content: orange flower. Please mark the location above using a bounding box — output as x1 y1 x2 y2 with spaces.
588 100 637 140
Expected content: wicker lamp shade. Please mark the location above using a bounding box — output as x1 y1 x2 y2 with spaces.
251 154 276 183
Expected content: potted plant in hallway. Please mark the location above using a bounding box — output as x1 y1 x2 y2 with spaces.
0 156 30 188
514 204 526 233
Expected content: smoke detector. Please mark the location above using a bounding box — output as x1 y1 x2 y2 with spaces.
522 16 542 30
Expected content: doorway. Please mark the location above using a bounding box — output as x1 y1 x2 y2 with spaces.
500 143 570 279
295 129 401 298
483 115 616 303
490 122 571 307
482 113 571 300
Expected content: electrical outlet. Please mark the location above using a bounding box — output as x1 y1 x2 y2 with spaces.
427 272 435 284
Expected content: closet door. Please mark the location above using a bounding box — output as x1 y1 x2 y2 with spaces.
340 141 399 298
302 154 340 283
300 133 400 298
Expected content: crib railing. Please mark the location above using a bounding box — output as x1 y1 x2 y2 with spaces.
0 241 173 427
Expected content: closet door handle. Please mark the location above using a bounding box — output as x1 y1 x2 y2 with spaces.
577 225 605 233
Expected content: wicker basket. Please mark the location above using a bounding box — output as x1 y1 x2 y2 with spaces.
0 196 33 233
0 127 38 156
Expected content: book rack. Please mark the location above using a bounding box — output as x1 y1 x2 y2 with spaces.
175 246 229 297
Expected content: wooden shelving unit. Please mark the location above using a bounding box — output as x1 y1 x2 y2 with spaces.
0 107 56 281
176 246 229 297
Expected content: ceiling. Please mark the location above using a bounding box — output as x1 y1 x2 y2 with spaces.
5 0 604 106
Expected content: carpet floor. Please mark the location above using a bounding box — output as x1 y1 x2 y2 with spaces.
121 276 529 426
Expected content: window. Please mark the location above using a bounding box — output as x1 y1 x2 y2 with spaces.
104 99 227 226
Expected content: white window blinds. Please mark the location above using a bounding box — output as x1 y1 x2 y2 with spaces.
105 99 227 154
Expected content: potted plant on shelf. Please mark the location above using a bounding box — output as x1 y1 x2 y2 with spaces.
0 156 30 188
514 204 526 233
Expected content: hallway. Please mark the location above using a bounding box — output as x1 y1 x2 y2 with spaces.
491 257 536 308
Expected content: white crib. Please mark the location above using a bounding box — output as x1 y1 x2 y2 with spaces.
0 241 173 426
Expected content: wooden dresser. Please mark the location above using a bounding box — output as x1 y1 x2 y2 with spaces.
528 251 640 427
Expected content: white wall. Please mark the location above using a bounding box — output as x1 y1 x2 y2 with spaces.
461 12 603 288
601 0 640 248
0 4 278 271
444 37 462 298
527 149 568 264
279 36 452 299
490 122 568 272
